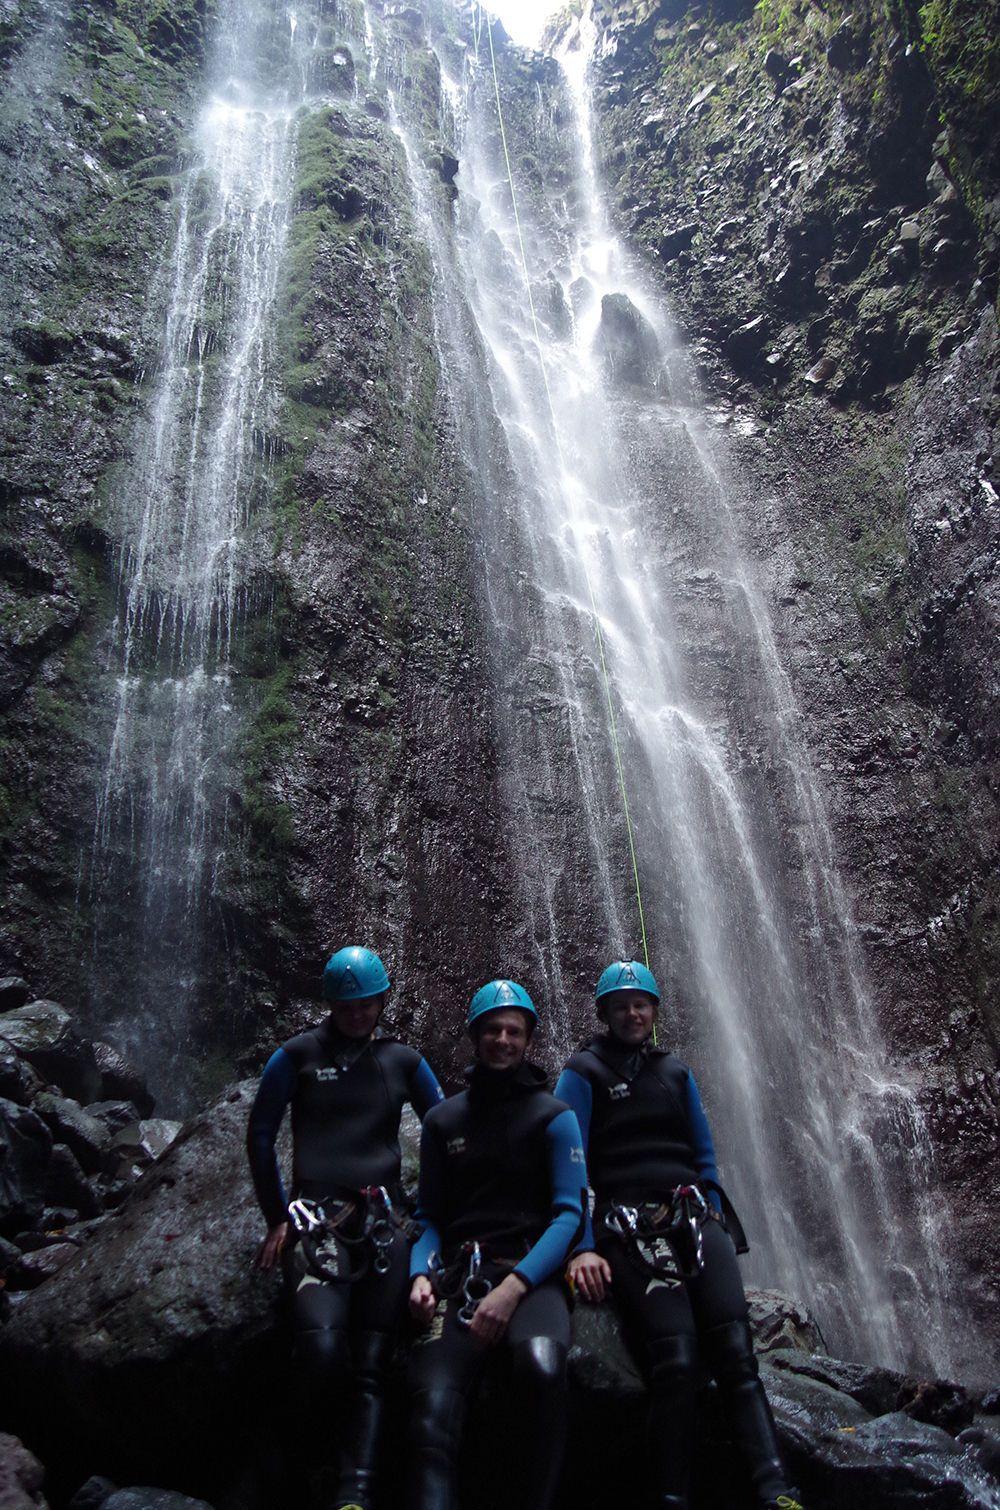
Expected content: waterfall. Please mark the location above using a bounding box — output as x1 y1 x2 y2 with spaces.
382 2 968 1373
83 0 326 1112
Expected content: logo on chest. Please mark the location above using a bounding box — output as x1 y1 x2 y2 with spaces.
315 1066 340 1082
446 1136 467 1157
609 1082 631 1101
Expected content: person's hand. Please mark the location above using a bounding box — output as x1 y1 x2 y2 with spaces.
469 1272 528 1346
568 1249 612 1303
409 1274 437 1326
258 1222 289 1270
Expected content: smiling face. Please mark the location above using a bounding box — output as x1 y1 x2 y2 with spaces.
473 1007 531 1072
328 991 386 1040
600 989 657 1048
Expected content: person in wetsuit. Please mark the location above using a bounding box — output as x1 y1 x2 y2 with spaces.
407 979 585 1510
555 960 804 1510
247 945 444 1510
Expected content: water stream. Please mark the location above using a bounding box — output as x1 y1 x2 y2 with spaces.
381 1 964 1372
84 0 327 1111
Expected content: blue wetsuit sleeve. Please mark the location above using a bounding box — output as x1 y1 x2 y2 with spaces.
246 1048 297 1228
411 1056 445 1119
410 1116 446 1278
687 1072 722 1212
553 1067 596 1250
513 1108 586 1290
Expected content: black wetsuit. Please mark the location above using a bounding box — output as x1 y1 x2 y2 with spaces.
407 1062 585 1510
247 1021 442 1510
557 1035 793 1510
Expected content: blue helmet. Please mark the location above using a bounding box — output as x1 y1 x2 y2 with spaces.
467 979 538 1032
595 959 660 1003
322 946 391 1002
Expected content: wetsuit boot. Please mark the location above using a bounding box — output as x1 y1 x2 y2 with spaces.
335 1330 394 1510
509 1337 567 1510
703 1320 788 1505
407 1385 466 1510
647 1333 700 1510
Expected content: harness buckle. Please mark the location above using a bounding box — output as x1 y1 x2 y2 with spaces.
457 1241 493 1328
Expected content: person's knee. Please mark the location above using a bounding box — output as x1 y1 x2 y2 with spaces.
509 1335 567 1391
294 1320 352 1387
648 1332 700 1393
702 1319 757 1386
409 1386 466 1455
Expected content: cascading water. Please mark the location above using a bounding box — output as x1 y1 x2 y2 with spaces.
381 2 969 1373
84 0 329 1112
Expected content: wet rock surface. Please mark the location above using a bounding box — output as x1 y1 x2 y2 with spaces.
582 0 1000 1356
1 1088 997 1508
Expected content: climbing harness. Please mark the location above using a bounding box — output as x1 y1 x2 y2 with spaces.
605 1186 713 1284
429 1240 495 1327
288 1186 406 1284
477 5 650 972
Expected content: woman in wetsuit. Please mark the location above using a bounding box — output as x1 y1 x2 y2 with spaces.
555 959 804 1510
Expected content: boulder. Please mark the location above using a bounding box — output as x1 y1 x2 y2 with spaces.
92 1045 155 1118
66 1478 118 1510
0 1051 43 1107
44 1144 100 1219
746 1289 825 1355
0 1433 49 1508
33 1093 111 1175
108 1120 182 1179
594 292 661 388
0 978 32 1012
86 1102 145 1137
0 1099 53 1236
0 1003 101 1105
762 1367 1000 1508
9 1241 80 1291
103 1494 214 1510
0 1082 284 1485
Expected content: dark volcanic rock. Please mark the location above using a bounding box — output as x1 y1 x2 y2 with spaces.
595 292 662 388
0 1098 52 1236
0 1432 49 1508
0 978 32 1011
92 1045 155 1119
0 1082 281 1484
103 1494 214 1510
32 1092 111 1175
0 1002 100 1105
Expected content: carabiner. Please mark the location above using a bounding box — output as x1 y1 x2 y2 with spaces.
288 1197 324 1234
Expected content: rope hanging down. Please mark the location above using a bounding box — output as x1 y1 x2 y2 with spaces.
483 14 650 970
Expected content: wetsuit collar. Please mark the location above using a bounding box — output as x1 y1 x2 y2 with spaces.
586 1031 663 1082
316 1015 377 1070
466 1059 548 1102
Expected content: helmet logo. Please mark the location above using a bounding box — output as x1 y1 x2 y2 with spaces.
620 965 638 985
495 982 518 1004
340 968 361 996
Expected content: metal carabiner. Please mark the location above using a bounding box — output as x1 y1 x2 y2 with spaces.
606 1204 639 1237
457 1241 492 1328
288 1197 324 1234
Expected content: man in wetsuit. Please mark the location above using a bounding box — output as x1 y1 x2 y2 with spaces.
407 979 585 1510
555 960 804 1510
247 945 443 1510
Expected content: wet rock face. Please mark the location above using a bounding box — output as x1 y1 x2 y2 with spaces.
585 0 1000 1358
595 291 663 387
0 0 527 1106
0 984 165 1300
4 1090 997 1510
